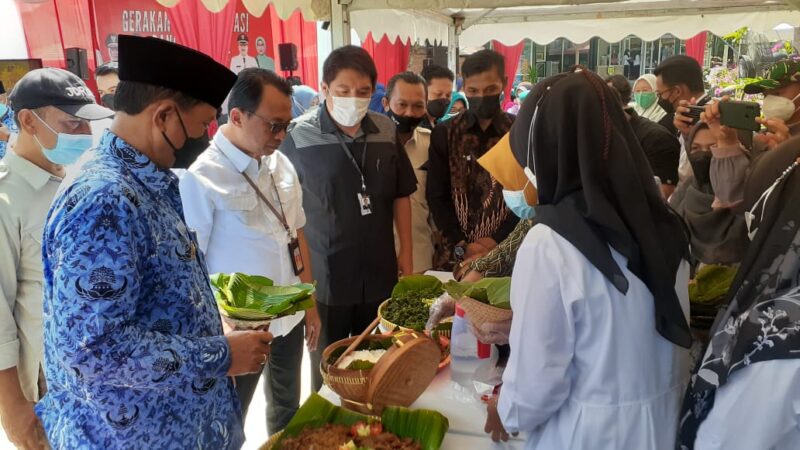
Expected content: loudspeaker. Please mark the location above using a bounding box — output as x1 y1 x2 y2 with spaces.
65 47 89 80
278 43 298 72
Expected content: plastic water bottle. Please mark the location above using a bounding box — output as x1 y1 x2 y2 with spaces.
450 304 494 388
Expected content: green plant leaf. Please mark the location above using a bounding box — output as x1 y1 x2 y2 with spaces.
274 393 370 449
444 277 512 309
210 273 316 319
689 265 738 304
391 275 443 298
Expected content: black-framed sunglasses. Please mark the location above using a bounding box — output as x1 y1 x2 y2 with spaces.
247 111 291 134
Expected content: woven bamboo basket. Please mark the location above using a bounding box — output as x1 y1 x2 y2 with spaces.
320 331 441 415
456 296 513 329
378 299 452 337
261 431 281 450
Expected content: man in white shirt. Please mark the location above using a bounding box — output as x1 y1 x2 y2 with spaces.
180 68 320 435
0 68 112 450
230 34 259 75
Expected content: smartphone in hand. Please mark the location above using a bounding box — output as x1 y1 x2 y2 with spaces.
685 105 705 126
719 101 761 132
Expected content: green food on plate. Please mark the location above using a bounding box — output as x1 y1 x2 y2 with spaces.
384 275 445 331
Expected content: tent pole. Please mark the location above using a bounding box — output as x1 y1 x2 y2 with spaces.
448 16 463 76
330 0 351 49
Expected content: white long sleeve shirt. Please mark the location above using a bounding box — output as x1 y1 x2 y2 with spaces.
0 150 61 401
180 130 306 337
499 224 690 450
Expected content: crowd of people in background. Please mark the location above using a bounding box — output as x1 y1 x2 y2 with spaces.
2 32 800 450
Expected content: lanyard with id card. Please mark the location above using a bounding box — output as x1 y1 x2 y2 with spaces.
242 172 305 276
334 133 372 216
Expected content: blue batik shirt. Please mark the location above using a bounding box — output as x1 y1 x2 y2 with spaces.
0 105 19 159
37 131 245 449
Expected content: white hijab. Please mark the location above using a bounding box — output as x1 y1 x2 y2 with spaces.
633 74 668 123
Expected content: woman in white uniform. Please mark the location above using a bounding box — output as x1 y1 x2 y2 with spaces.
484 69 693 450
678 137 800 450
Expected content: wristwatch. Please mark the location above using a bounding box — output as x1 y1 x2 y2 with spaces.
454 243 466 261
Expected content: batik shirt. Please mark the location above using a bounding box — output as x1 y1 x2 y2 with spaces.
0 106 19 159
36 131 244 449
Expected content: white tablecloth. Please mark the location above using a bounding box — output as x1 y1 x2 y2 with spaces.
319 366 526 450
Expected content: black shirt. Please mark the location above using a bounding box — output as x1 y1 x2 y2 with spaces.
280 105 417 306
426 111 518 246
628 109 681 186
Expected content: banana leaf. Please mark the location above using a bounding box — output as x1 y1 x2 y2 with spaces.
689 265 738 304
391 274 443 299
210 272 315 320
444 277 512 310
273 393 449 450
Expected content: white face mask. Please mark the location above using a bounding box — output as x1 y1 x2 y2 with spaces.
762 92 800 121
329 96 370 127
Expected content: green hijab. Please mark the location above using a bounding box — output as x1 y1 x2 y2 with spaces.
440 92 469 123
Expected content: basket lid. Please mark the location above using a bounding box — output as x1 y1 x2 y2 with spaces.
367 332 441 413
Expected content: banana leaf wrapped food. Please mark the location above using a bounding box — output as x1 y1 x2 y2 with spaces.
210 273 315 328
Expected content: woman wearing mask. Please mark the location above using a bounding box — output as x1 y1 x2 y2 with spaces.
483 69 692 449
440 92 468 122
678 136 800 450
669 122 749 265
291 85 319 118
745 59 800 152
633 73 678 136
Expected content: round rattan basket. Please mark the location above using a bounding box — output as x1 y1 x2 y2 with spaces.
455 296 513 329
320 331 440 415
378 299 452 337
261 431 282 450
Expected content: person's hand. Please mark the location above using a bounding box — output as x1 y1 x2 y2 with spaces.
465 242 490 260
226 330 273 376
474 237 498 252
0 124 10 142
425 294 456 331
702 97 739 147
674 98 696 136
468 318 512 345
304 304 322 352
485 396 511 442
754 117 791 150
397 251 414 277
1 400 49 450
461 270 484 283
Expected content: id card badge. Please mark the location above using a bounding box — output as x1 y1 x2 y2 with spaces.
358 192 373 216
288 237 304 275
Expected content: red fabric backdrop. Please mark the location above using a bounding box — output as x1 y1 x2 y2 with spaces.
167 1 236 66
685 32 708 66
492 40 526 101
362 33 411 86
265 4 319 89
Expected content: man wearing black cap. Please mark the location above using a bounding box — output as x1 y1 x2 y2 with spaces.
230 33 258 75
0 67 112 450
37 36 271 449
0 80 19 159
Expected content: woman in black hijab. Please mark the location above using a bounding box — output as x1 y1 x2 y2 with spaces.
485 69 692 449
678 136 800 450
669 122 749 265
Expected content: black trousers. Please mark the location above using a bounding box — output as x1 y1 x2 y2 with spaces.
311 300 383 391
235 321 304 436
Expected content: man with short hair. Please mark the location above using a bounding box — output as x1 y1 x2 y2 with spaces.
0 81 18 159
383 71 435 273
280 46 416 390
230 34 259 75
654 55 710 137
426 49 518 271
37 35 272 448
420 64 454 128
0 68 112 450
180 68 321 434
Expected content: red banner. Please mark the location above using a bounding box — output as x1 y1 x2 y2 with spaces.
226 3 318 89
91 0 177 67
362 33 411 87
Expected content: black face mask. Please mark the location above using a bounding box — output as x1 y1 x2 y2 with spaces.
427 98 449 120
387 110 424 134
467 94 502 120
658 94 676 115
688 150 713 189
162 110 209 168
101 93 116 111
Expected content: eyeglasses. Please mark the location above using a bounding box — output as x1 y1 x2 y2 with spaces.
247 111 291 134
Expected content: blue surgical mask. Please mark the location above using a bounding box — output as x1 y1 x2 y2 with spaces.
502 182 536 219
0 103 7 118
32 111 92 165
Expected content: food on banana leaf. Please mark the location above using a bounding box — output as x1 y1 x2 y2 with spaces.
272 394 449 450
688 265 738 304
210 273 315 321
383 275 445 331
444 277 512 310
336 349 388 370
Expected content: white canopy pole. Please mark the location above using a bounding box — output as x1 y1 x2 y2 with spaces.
447 17 462 74
330 0 352 48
